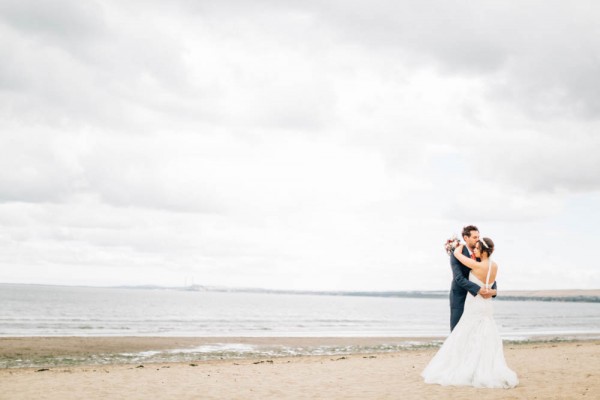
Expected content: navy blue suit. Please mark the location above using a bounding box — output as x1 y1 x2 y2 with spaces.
449 246 497 331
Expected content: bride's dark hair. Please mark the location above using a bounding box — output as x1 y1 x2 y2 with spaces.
478 237 495 256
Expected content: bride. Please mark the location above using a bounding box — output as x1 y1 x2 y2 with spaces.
421 237 519 389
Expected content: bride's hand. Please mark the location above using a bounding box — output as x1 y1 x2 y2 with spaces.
453 244 463 256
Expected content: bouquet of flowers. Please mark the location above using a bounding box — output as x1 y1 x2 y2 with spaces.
444 235 461 256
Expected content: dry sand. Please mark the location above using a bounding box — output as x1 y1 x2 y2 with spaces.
1 337 599 399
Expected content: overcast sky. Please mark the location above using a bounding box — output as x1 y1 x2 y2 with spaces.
1 0 599 291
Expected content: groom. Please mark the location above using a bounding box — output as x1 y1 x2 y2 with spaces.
449 225 497 331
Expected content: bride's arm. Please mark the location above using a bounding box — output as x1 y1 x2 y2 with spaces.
453 245 479 270
450 250 481 297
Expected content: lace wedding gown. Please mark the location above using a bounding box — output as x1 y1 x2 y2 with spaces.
421 261 519 388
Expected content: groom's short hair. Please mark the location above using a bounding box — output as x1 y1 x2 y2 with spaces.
462 225 479 238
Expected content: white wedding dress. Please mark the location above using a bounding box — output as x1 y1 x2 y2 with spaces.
421 261 519 388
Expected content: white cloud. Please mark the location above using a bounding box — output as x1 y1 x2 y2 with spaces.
0 1 599 290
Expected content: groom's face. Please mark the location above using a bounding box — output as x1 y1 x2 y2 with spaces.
464 231 480 250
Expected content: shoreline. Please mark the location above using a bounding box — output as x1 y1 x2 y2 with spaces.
2 338 599 399
1 336 443 369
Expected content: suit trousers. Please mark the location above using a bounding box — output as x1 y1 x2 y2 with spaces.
450 307 464 331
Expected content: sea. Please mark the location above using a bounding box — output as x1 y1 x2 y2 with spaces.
2 283 599 367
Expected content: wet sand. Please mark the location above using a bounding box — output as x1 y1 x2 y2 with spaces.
1 337 599 399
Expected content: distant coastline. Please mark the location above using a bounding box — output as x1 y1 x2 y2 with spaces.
3 283 599 303
495 289 600 303
167 285 600 303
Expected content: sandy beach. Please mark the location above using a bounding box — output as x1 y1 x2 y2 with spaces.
1 337 598 399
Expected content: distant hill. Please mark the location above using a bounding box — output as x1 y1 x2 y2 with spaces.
500 289 600 303
179 286 600 303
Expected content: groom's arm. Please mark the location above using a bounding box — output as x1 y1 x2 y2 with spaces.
450 253 481 296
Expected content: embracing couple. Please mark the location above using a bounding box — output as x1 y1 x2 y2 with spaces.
421 225 519 389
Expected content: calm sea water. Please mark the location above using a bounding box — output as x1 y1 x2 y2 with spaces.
2 283 599 339
2 284 600 367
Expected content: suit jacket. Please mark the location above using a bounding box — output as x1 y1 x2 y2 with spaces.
449 245 497 309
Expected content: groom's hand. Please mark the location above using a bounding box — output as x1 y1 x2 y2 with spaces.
478 288 492 299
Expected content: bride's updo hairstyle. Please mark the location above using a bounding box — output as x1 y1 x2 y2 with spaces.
478 237 495 256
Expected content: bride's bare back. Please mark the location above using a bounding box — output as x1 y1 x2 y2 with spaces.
471 259 498 287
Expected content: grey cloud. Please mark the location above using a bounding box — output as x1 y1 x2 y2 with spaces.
463 125 600 198
79 141 229 214
177 0 600 121
490 54 600 121
483 131 600 193
1 0 333 134
293 1 600 121
72 1 600 123
2 0 599 203
0 128 226 215
0 0 106 40
175 0 512 73
0 134 84 204
320 1 600 120
0 1 191 131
